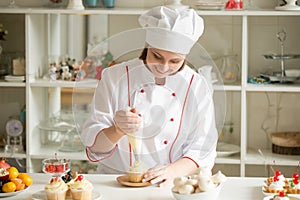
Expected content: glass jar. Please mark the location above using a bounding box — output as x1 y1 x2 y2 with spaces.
220 55 240 84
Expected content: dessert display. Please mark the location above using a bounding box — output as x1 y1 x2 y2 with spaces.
263 170 300 196
44 171 94 200
265 170 288 194
45 176 68 200
171 167 227 200
42 158 70 175
0 158 32 194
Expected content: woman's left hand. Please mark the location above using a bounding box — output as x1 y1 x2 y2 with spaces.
142 164 175 187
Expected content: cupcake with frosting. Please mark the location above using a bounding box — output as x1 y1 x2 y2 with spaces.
45 176 68 200
69 174 93 200
128 160 148 183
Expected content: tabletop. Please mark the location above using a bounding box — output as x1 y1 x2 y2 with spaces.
4 174 267 200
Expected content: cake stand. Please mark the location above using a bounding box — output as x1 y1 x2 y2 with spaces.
42 156 71 177
261 30 300 83
275 0 300 11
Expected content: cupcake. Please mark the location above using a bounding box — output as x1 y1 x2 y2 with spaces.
128 160 147 183
45 176 68 200
69 174 93 200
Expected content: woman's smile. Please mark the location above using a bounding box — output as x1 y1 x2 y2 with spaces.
146 47 186 79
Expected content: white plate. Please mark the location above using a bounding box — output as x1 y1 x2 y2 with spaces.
216 142 240 157
0 186 29 197
195 5 224 10
32 190 102 200
194 1 225 10
4 75 25 82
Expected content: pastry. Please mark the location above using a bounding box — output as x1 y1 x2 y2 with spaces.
270 191 290 200
287 173 300 194
127 160 147 183
172 167 227 195
45 176 68 200
69 174 93 200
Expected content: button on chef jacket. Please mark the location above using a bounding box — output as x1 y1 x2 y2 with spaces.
81 58 218 174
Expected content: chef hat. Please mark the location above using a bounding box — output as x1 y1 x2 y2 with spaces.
138 6 204 55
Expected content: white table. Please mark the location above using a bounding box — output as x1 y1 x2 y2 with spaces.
6 174 266 200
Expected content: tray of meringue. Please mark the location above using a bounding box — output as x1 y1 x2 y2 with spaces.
172 167 227 200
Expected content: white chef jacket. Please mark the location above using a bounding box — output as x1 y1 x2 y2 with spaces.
81 58 218 174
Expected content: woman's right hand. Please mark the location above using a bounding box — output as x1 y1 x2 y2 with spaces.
113 108 141 135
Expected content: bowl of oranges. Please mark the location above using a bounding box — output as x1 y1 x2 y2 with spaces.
0 158 32 197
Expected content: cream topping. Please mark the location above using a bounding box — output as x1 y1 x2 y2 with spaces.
129 160 147 173
69 178 93 190
269 181 284 190
128 135 142 155
274 196 289 200
45 177 68 192
294 183 300 189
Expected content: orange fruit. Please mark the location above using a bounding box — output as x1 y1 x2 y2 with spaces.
16 183 25 191
17 173 26 179
10 177 22 185
18 173 32 186
2 182 16 193
10 178 25 191
8 167 19 179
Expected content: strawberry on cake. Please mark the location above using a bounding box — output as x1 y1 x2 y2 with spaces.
287 173 300 194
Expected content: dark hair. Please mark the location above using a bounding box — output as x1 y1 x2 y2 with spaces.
139 47 186 71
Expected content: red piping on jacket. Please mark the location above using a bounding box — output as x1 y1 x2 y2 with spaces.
183 156 199 168
126 65 133 166
169 74 195 163
85 127 118 162
86 145 118 162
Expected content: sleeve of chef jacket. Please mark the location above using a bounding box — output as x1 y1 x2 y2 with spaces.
182 75 218 170
80 67 117 161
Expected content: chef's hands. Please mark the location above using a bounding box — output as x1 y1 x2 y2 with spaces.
142 164 175 187
113 108 141 135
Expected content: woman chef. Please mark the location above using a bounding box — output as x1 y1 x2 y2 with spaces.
81 6 218 187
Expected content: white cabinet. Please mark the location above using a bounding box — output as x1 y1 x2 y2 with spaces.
0 7 300 176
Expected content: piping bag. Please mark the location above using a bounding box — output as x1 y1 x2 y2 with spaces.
127 107 142 162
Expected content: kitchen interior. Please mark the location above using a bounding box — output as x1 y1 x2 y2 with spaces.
0 0 300 199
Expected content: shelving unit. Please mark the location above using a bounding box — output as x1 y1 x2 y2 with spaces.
0 7 299 176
